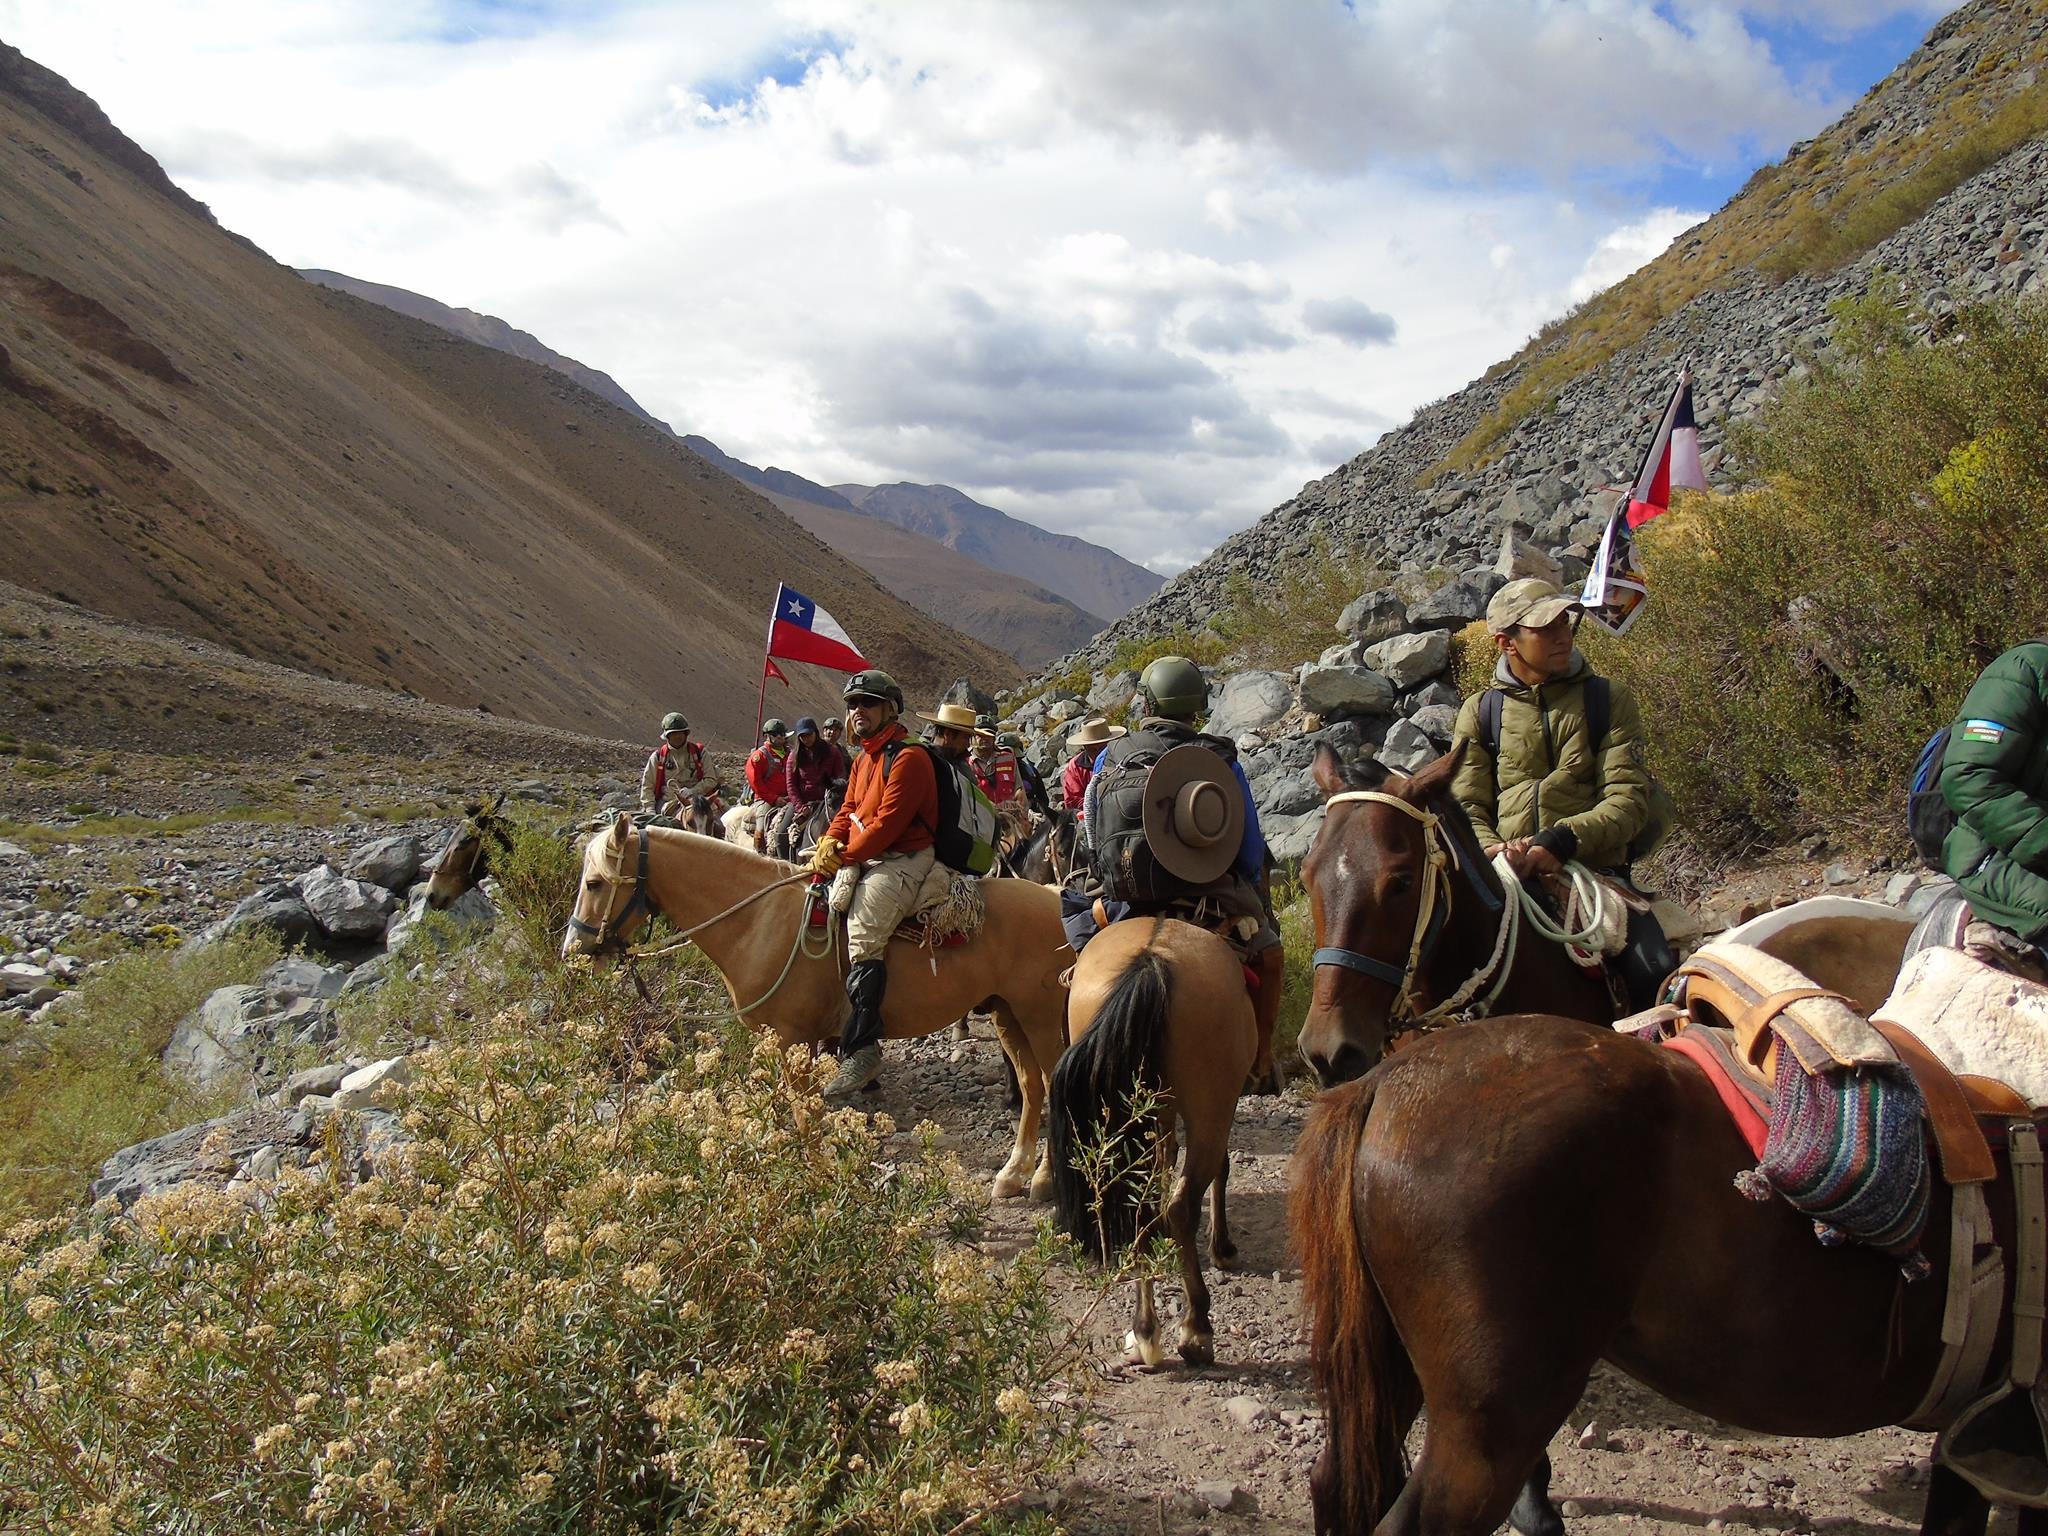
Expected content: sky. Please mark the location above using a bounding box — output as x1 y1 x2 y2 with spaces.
0 0 1958 575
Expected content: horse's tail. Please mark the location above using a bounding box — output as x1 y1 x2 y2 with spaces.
1292 1075 1412 1533
1047 943 1170 1262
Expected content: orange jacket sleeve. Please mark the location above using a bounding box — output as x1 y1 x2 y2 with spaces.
842 744 938 863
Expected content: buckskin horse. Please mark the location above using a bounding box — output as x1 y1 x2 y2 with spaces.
1291 745 2040 1536
1047 915 1256 1368
563 814 1073 1201
423 793 513 910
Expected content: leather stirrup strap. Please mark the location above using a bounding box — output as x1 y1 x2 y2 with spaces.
1908 1182 2005 1430
1872 1019 1998 1186
2011 1121 2046 1390
1737 986 1847 1069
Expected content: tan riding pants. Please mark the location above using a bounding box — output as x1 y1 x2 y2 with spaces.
838 848 949 963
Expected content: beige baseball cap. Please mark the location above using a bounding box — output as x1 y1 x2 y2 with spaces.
1486 577 1582 635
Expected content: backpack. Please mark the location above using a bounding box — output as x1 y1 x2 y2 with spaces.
1908 726 1955 871
1477 675 1674 866
882 740 997 876
1090 724 1234 905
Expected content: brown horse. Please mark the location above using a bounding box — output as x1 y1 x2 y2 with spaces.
1292 747 2038 1536
423 793 512 910
563 814 1073 1201
1047 916 1256 1367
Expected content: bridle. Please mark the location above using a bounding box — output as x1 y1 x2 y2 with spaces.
1310 789 1514 1030
567 823 658 953
434 814 510 889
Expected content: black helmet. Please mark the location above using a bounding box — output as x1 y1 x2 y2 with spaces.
842 670 904 710
1139 656 1208 720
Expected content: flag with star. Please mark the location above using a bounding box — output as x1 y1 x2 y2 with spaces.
765 583 869 673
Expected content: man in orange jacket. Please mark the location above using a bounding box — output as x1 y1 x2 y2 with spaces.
809 668 949 1099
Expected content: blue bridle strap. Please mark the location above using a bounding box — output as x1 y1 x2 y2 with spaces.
1312 946 1408 986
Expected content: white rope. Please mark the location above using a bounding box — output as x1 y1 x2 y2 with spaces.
1494 853 1612 960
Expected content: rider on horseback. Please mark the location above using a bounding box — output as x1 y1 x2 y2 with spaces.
1061 716 1124 816
641 711 720 816
745 720 793 857
780 716 848 859
810 670 955 1100
999 731 1052 817
1448 577 1674 1010
1070 657 1287 1088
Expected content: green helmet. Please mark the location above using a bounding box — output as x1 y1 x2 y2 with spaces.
660 711 690 734
842 670 904 710
762 718 788 737
997 731 1024 751
1139 656 1208 720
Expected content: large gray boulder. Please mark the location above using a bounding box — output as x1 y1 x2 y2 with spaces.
297 864 400 940
344 834 423 895
1262 807 1325 864
1378 718 1440 774
163 980 337 1096
1361 631 1451 691
1087 670 1139 715
1298 665 1395 719
1410 703 1462 746
1254 771 1320 819
213 882 322 946
1307 716 1388 764
1496 527 1564 587
1206 671 1294 740
1408 572 1502 631
1337 589 1408 646
384 881 496 955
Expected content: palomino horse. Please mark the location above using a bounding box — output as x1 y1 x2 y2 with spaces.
563 815 1074 1200
1293 748 2037 1536
1047 917 1256 1368
423 792 511 910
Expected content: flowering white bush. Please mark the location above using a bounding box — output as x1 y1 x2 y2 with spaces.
0 927 1081 1532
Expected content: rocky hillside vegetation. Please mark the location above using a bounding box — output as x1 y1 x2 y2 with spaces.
1057 0 2048 674
0 44 1011 747
1010 0 2048 870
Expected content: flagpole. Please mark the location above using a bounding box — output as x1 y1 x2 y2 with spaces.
756 584 780 744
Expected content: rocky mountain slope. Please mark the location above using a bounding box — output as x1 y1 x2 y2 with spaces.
1054 0 2048 676
835 480 1164 623
0 43 1011 748
681 436 1104 666
297 269 658 428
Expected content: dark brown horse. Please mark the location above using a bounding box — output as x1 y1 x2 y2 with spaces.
1292 749 2036 1536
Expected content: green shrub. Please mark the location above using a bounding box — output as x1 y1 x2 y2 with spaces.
1106 629 1226 677
0 931 281 1223
0 975 1082 1532
1211 539 1385 671
1592 288 2048 851
1447 619 1496 699
493 814 585 966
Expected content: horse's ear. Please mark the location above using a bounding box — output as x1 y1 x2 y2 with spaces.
611 809 632 843
464 799 482 818
488 789 507 814
1401 740 1466 803
1311 742 1348 797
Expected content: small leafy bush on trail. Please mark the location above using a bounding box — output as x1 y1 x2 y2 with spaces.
0 963 1084 1532
1448 619 1496 700
492 812 586 966
0 931 280 1224
1211 538 1385 672
1591 288 2048 851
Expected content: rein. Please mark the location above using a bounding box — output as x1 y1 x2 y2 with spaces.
1311 790 1518 1029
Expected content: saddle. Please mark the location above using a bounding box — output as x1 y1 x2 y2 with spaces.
1635 936 2048 1501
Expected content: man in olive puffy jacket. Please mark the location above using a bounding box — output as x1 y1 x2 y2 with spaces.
1940 639 2048 983
1450 577 1671 1007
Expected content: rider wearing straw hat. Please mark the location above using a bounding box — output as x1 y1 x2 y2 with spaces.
919 700 980 764
1061 716 1124 815
810 672 953 1099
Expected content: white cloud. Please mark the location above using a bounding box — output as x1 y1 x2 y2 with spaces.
0 0 1955 574
1568 209 1711 305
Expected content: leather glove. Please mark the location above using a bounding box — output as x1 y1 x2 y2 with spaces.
809 835 844 877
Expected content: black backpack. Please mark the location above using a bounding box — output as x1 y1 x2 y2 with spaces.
1908 726 1956 871
1476 674 1674 865
1090 724 1234 905
881 740 997 876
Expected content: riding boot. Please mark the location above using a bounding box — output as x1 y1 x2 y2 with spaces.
825 959 888 1099
1247 944 1287 1095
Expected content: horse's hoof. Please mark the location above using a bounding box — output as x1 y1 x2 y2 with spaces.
990 1174 1027 1200
1027 1174 1054 1204
1125 1329 1167 1369
1177 1331 1215 1367
1213 1244 1240 1271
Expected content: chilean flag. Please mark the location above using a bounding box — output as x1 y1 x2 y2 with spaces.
766 583 869 673
1622 369 1707 530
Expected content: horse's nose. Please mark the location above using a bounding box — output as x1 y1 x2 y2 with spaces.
1304 1038 1374 1089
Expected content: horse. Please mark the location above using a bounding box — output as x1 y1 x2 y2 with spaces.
563 814 1075 1201
1047 916 1256 1368
1009 805 1080 886
423 792 512 910
1291 748 2041 1536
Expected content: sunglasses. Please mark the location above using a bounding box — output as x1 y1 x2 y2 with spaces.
1516 609 1583 638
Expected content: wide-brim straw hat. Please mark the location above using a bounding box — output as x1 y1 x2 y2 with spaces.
1066 716 1127 750
1141 743 1245 885
917 701 983 732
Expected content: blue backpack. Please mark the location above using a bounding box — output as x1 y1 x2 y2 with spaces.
1908 727 1954 871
